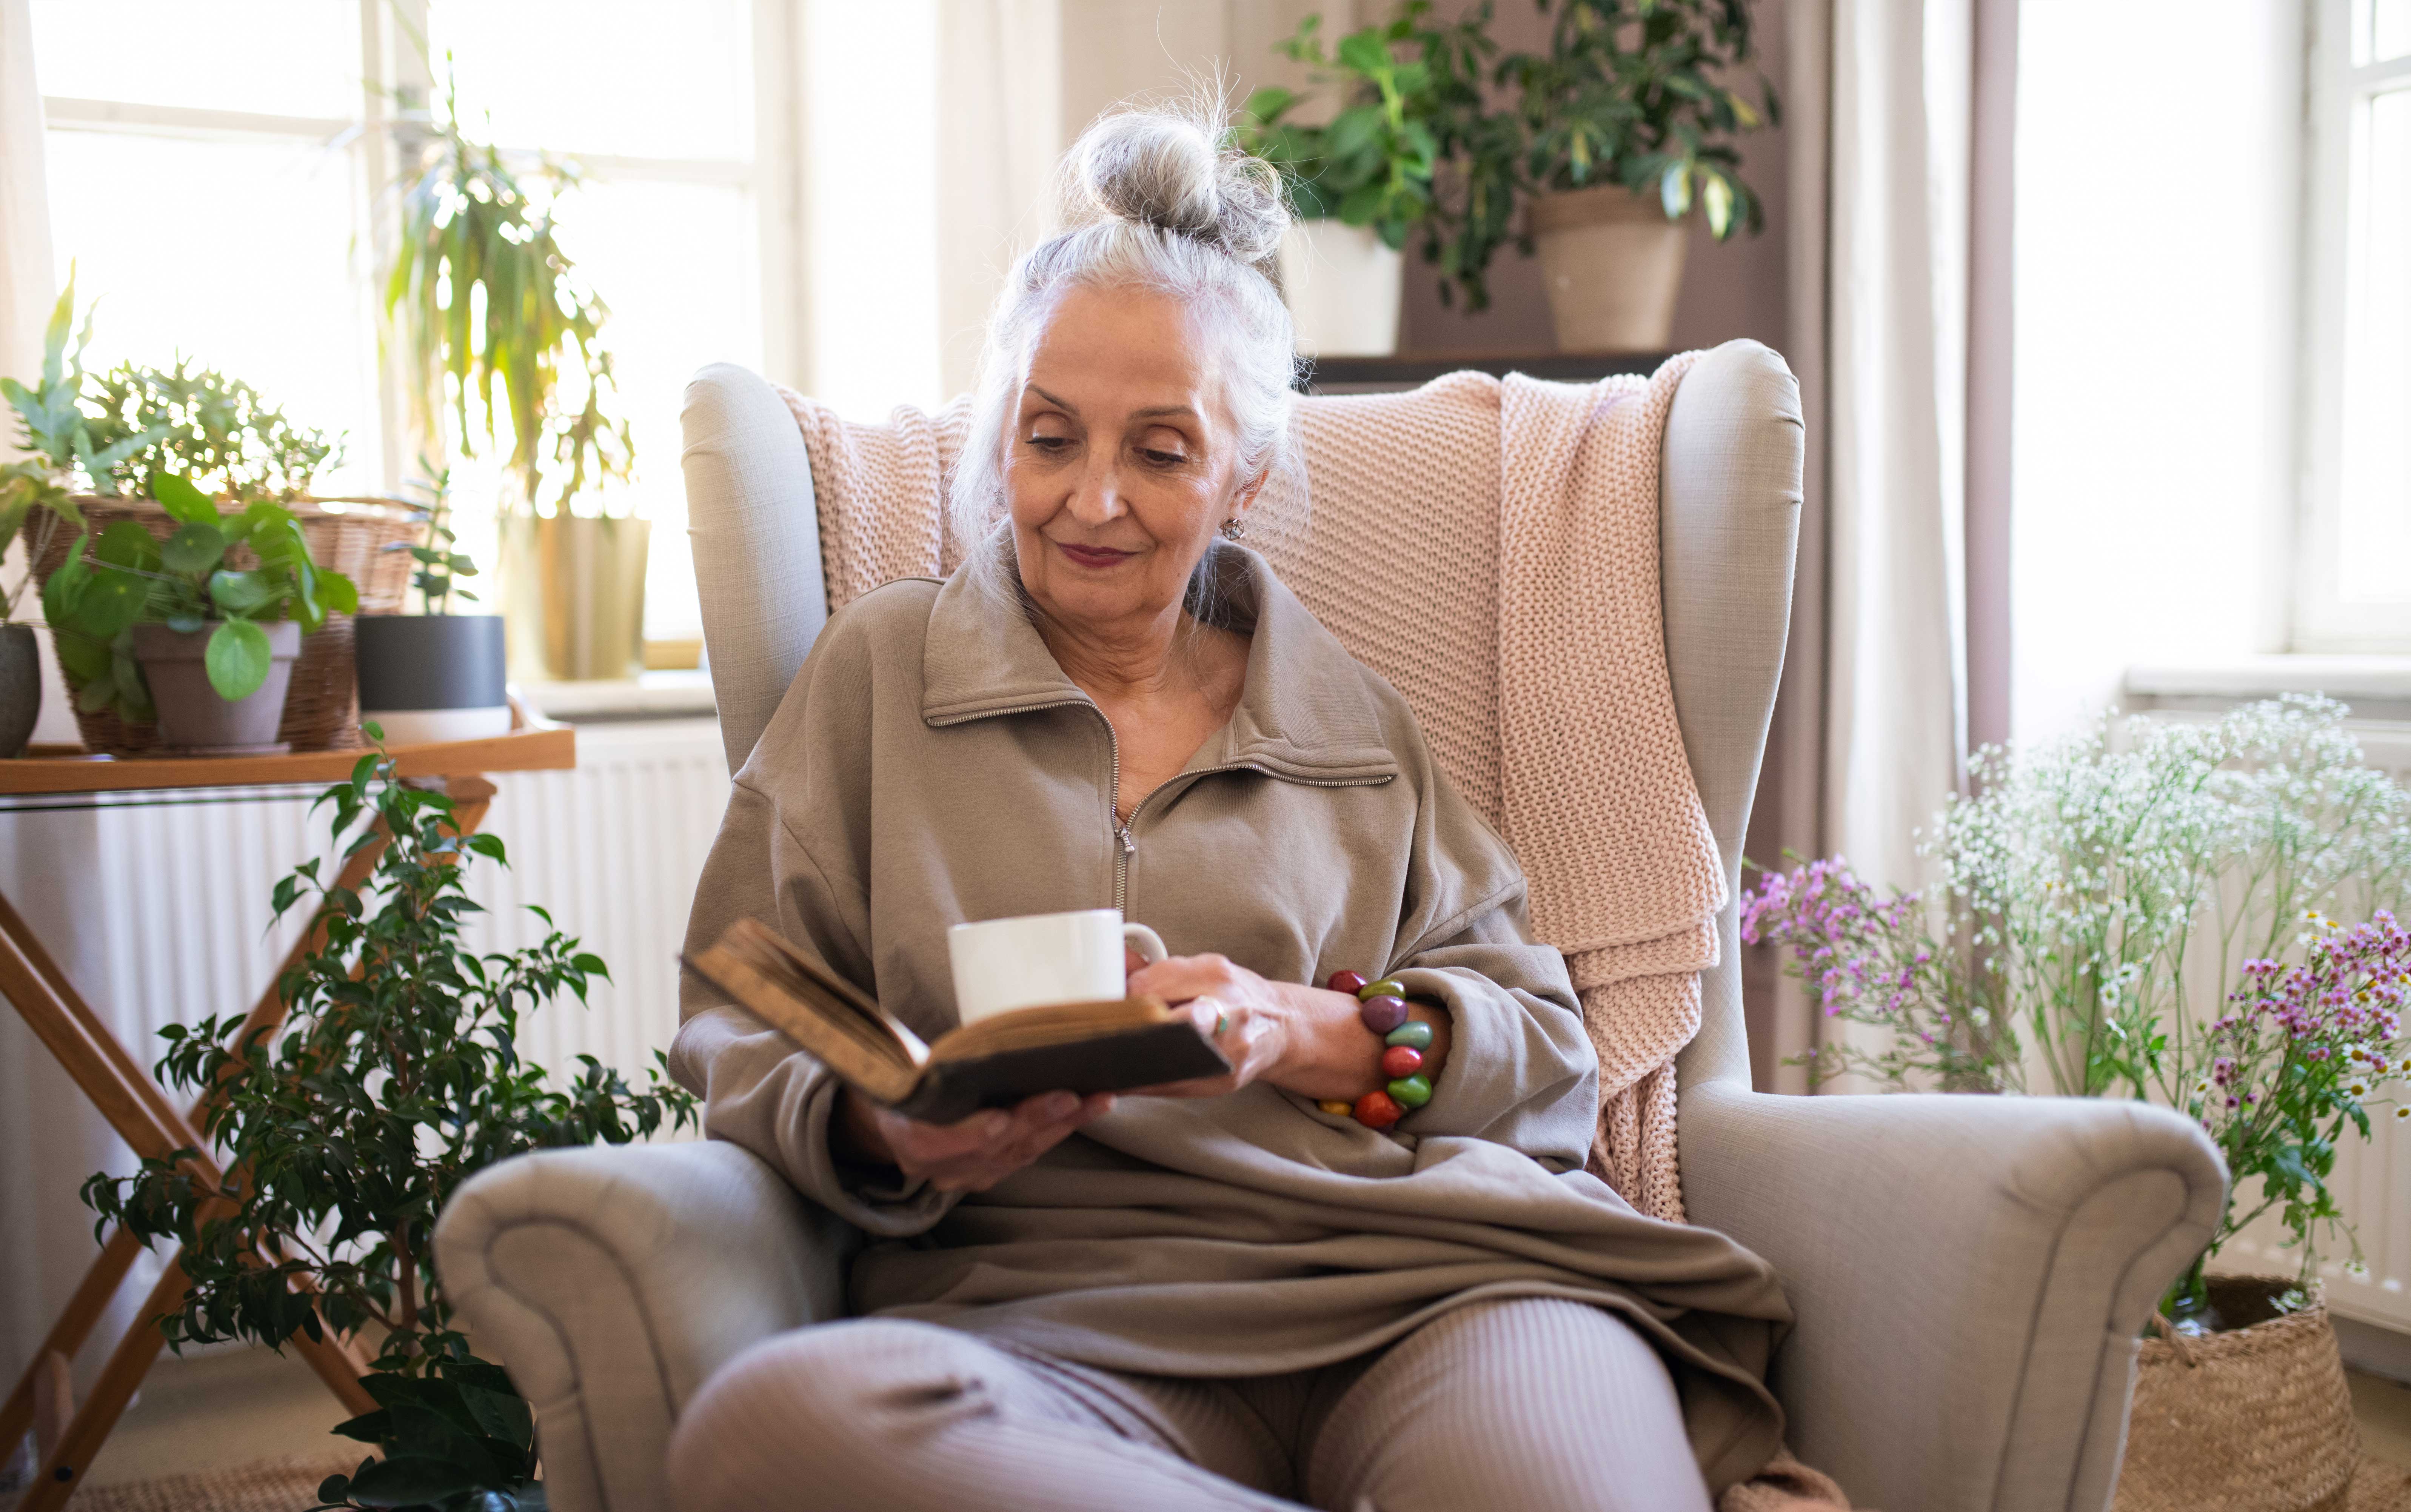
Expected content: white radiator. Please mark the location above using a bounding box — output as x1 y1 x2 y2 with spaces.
2200 717 2411 1344
15 718 730 1115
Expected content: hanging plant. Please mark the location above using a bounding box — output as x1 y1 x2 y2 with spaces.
385 71 633 516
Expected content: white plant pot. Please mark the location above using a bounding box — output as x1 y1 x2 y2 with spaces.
1278 220 1403 357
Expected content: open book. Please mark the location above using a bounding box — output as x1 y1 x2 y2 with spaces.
682 917 1230 1125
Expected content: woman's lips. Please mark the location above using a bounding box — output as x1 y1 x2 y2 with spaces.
1055 540 1134 569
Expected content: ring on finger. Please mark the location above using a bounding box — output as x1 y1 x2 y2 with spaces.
1215 1011 1229 1036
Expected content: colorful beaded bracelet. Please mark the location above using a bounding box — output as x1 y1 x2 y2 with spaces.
1315 969 1434 1129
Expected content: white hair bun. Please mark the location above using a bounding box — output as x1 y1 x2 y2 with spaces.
1060 102 1291 279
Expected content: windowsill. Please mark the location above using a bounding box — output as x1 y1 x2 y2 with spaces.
518 670 717 723
2124 656 2411 721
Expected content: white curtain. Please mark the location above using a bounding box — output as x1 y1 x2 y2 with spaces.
0 0 160 1409
1762 0 1976 1093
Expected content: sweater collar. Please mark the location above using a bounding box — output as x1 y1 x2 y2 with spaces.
920 532 1399 784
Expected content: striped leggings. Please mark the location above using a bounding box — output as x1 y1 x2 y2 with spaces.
667 1296 1712 1512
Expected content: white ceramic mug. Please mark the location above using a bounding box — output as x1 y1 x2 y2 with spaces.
946 909 1168 1024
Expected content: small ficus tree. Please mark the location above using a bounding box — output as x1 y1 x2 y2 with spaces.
85 742 695 1510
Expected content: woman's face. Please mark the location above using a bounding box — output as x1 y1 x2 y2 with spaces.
1005 283 1259 642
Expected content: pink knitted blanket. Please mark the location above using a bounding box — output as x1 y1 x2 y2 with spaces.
776 358 1723 1224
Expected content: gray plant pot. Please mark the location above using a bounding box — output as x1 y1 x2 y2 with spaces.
131 620 302 755
0 624 38 759
354 614 512 745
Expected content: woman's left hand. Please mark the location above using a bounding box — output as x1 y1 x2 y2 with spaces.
1124 953 1447 1103
1123 953 1293 1098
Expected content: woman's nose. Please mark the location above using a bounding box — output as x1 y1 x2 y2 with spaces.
1067 460 1126 524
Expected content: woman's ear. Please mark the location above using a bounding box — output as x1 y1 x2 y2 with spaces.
1230 468 1269 522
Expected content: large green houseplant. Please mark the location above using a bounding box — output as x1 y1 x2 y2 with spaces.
1243 0 1778 346
84 744 695 1511
383 70 642 683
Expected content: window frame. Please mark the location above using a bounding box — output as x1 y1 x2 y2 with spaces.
35 0 806 508
2292 0 2411 651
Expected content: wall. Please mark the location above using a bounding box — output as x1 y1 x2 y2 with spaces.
2008 0 2303 743
1036 0 1791 364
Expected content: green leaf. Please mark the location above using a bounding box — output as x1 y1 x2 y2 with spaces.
1336 28 1391 77
75 572 149 640
456 1385 532 1450
1702 170 1734 239
318 570 360 615
1336 182 1387 226
205 618 273 701
208 570 280 615
162 522 226 577
96 519 160 572
1660 161 1692 220
1239 84 1295 126
151 473 220 526
41 534 89 622
1324 105 1386 164
39 274 73 391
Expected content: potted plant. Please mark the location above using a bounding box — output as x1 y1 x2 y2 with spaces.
1742 695 2411 1507
4 274 417 754
83 745 696 1510
1505 0 1777 351
384 71 640 683
1247 2 1777 351
44 473 358 753
0 463 81 757
355 463 511 744
1241 9 1454 356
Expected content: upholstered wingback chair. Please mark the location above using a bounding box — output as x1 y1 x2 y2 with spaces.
433 341 2225 1512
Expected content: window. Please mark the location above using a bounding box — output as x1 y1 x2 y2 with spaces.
28 0 802 647
2295 0 2411 650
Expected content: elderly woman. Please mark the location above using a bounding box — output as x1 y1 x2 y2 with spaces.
667 106 1791 1512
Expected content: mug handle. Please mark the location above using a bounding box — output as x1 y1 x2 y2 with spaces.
1123 922 1168 965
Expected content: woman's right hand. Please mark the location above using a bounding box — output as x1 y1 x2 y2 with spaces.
832 1085 1115 1193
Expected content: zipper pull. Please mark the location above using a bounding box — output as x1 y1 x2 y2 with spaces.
1115 819 1137 855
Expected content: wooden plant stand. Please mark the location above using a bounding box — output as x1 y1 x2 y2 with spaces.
0 722 576 1509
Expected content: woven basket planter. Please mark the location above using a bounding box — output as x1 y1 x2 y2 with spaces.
2115 1275 2362 1512
30 496 416 755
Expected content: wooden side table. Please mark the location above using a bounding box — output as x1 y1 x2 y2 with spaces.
0 722 576 1510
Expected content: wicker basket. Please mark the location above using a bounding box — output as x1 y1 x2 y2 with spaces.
30 496 417 755
2114 1276 2362 1512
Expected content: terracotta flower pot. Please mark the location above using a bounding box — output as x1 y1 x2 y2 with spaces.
0 624 38 758
2113 1275 2366 1512
130 620 302 756
1528 185 1690 353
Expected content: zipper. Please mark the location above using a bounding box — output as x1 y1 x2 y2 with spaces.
1110 748 1387 919
1105 714 1135 913
949 698 1392 918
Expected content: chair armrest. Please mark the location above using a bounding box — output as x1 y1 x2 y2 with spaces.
434 1139 861 1512
1678 1082 2225 1512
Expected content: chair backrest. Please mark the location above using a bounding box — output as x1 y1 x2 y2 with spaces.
678 341 1801 1090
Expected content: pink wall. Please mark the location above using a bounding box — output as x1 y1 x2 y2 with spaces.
1396 0 1792 357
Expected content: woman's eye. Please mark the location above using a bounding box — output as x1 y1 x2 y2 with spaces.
1140 447 1187 467
1026 434 1071 453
